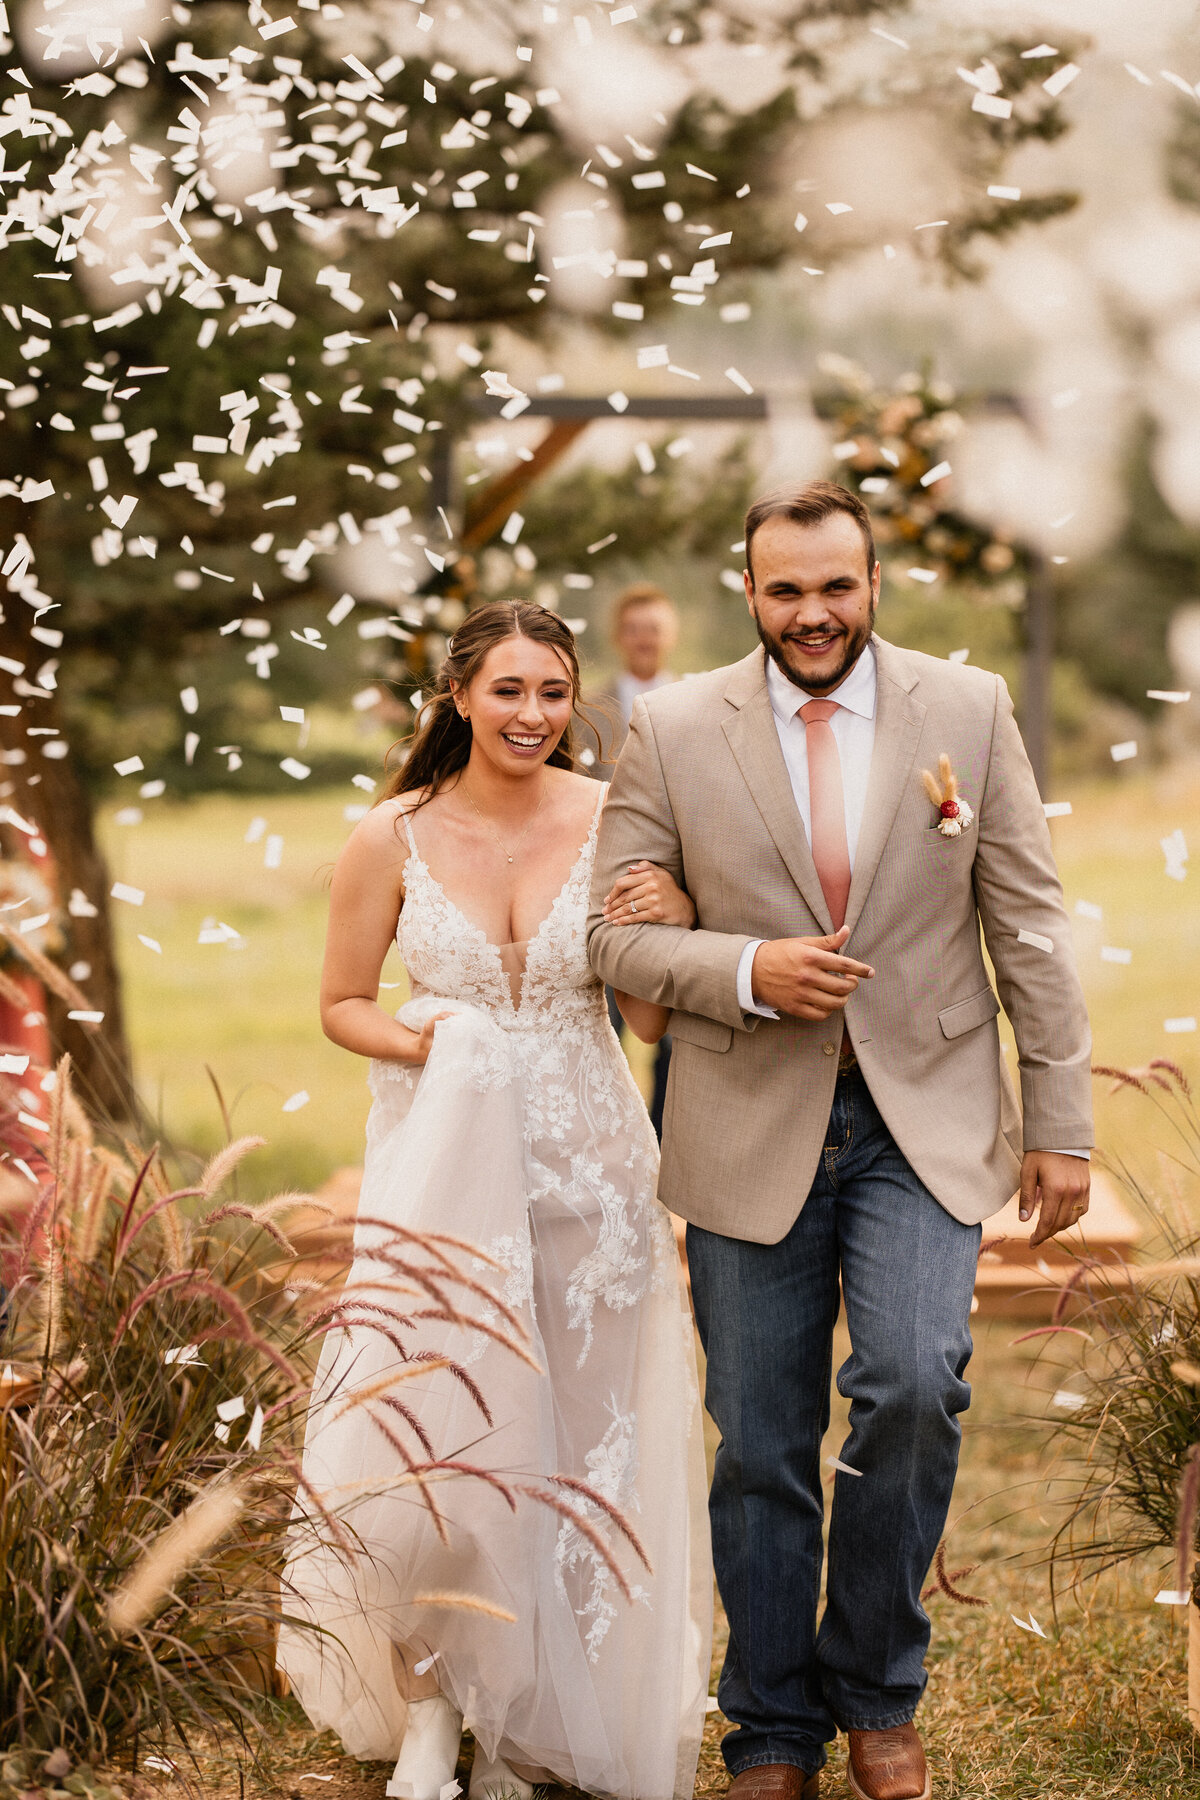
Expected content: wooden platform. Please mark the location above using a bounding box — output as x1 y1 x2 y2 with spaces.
971 1168 1139 1317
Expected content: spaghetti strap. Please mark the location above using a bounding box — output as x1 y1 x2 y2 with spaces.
399 805 419 857
591 781 608 827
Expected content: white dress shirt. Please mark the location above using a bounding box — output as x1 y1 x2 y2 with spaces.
729 645 1088 1161
615 670 674 732
735 645 878 1017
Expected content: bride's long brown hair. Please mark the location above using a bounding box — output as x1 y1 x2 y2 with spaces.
379 601 589 810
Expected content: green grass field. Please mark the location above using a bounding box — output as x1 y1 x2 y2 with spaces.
102 770 1200 1198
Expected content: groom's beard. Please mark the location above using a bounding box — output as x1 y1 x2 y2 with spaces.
752 602 875 696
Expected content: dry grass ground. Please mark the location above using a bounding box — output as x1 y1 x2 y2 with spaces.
126 1323 1197 1800
96 772 1200 1796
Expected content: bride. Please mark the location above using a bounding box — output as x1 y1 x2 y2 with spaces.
278 601 711 1800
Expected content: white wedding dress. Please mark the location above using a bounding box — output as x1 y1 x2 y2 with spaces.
278 790 711 1800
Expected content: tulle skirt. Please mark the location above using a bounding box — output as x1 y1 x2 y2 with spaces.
278 996 711 1800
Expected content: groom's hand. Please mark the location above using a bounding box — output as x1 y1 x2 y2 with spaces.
751 927 875 1021
1020 1151 1090 1246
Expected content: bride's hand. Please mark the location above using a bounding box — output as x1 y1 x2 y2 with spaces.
603 861 696 929
406 1010 455 1065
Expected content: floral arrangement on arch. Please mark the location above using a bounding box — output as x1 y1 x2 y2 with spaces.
812 355 1027 601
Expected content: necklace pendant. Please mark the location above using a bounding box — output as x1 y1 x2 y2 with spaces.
507 855 513 864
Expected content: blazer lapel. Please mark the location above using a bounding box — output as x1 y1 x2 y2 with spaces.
721 652 834 931
844 637 927 935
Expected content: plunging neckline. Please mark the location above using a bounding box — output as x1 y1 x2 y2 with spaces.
400 796 602 1014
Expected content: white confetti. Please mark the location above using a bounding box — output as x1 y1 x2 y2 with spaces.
246 1405 265 1451
114 755 144 776
0 1053 31 1074
1074 899 1102 920
1100 946 1132 965
1165 1018 1197 1034
1052 1389 1085 1410
282 1090 310 1112
1042 63 1080 98
972 93 1012 119
1043 801 1072 818
1017 929 1054 954
1155 1589 1191 1606
1109 740 1137 762
216 1396 246 1422
110 883 145 906
920 461 952 486
280 757 311 780
1147 689 1190 703
414 1651 442 1676
265 835 284 870
137 935 163 954
824 1455 862 1477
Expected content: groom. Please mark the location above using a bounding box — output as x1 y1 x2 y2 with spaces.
586 481 1092 1800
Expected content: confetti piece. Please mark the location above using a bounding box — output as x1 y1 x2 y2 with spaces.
1017 929 1054 953
1160 829 1188 881
920 461 952 486
280 758 311 780
265 835 284 869
282 1090 310 1112
114 755 145 776
1011 1612 1047 1637
1074 899 1102 920
637 345 669 368
111 883 145 906
1165 1018 1197 1034
1043 801 1072 818
907 568 938 584
1155 1589 1191 1606
414 1651 442 1675
216 1396 246 1422
705 1696 721 1712
1109 740 1137 761
138 935 163 954
1147 689 1191 703
0 1053 30 1074
1042 63 1080 98
972 93 1012 119
1100 946 1132 965
725 367 754 394
825 1455 862 1477
246 1405 265 1451
988 185 1021 200
1052 1390 1085 1410
67 1011 104 1023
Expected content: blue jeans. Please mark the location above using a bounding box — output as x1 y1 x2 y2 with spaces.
687 1069 980 1776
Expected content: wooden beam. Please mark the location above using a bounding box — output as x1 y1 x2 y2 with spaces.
462 417 591 549
472 394 768 422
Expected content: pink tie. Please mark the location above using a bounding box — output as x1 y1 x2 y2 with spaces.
799 699 852 930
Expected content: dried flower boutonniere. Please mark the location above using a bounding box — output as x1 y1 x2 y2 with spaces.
922 754 975 838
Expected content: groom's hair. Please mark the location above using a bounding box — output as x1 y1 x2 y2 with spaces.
744 481 877 587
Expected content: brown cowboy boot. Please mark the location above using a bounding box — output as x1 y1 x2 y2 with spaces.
727 1765 819 1800
846 1725 930 1800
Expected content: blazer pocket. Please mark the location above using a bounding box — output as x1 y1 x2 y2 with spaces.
938 986 1001 1040
668 1010 734 1053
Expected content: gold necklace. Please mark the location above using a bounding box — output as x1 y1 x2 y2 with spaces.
461 779 547 864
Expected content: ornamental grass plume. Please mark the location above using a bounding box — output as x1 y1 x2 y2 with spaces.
1035 1062 1200 1607
0 1056 642 1763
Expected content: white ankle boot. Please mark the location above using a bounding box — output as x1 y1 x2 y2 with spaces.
468 1748 535 1800
386 1696 464 1800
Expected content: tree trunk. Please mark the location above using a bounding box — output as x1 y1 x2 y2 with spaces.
1190 1599 1200 1730
0 607 135 1123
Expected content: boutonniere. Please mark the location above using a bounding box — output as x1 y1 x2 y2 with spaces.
922 754 975 837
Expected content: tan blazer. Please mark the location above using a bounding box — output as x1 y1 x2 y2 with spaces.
586 637 1093 1242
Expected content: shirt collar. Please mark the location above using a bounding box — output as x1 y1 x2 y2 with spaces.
765 639 877 726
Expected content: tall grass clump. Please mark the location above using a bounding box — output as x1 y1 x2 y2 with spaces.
1036 1062 1200 1607
0 1056 643 1766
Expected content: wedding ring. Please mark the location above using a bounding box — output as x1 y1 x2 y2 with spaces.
629 899 638 914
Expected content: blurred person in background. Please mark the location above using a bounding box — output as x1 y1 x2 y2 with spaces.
590 583 681 1137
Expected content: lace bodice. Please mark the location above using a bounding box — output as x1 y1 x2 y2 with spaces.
396 789 606 1029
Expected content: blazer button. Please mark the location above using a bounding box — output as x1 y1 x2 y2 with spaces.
822 1041 836 1056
